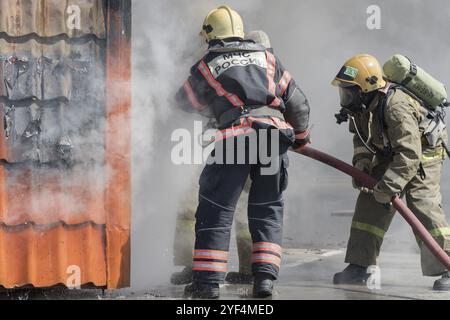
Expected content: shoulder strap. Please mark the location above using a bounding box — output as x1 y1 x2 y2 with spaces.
377 85 398 130
378 83 429 126
376 85 400 155
390 84 446 122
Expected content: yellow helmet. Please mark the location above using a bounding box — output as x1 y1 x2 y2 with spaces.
332 54 387 93
201 5 245 43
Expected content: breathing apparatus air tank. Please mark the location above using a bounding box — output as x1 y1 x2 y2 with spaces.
383 54 448 109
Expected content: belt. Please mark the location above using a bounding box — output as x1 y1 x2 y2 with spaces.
218 106 284 129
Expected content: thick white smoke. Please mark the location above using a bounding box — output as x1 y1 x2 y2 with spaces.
131 0 450 290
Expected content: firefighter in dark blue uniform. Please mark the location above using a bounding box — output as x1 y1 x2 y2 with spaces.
176 5 311 299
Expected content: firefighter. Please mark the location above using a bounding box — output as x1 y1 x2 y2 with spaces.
171 30 275 287
171 174 253 285
176 5 311 298
331 54 450 291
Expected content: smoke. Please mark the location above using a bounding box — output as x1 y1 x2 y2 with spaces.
0 26 110 226
131 0 450 289
131 0 268 290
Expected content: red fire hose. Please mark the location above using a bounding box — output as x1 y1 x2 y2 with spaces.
294 146 450 270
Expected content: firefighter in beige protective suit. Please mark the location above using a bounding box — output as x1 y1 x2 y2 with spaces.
171 175 253 285
170 30 274 287
332 54 450 291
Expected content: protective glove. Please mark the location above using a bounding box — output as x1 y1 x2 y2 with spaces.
373 183 394 205
293 130 311 151
352 158 373 189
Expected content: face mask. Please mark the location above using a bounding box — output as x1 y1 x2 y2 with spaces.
338 86 364 113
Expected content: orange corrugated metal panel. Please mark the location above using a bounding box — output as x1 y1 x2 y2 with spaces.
104 0 131 289
0 38 104 59
0 0 131 289
0 224 107 288
0 40 106 99
0 165 106 226
0 0 106 39
0 1 107 225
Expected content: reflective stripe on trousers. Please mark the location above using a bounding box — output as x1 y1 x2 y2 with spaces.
252 242 282 268
193 250 229 273
351 221 386 239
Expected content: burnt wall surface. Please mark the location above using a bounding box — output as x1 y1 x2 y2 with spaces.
0 0 106 165
0 0 123 289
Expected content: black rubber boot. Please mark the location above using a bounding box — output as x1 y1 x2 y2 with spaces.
184 282 220 299
170 267 193 285
253 273 274 298
433 272 450 291
333 264 370 285
225 272 254 284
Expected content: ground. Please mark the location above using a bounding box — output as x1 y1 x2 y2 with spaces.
148 248 450 300
2 247 449 300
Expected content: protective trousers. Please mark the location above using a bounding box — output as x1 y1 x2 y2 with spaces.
193 132 290 283
173 172 253 275
346 156 450 276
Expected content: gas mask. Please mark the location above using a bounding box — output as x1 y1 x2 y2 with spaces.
338 86 365 114
335 86 377 124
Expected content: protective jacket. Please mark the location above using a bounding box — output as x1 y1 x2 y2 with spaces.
176 40 310 140
351 84 448 197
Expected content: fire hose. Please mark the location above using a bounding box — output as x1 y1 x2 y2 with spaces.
293 146 450 270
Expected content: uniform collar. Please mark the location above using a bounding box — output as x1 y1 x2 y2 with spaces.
367 82 392 113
